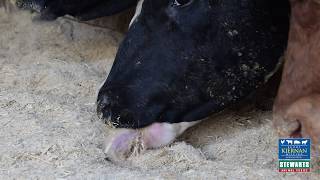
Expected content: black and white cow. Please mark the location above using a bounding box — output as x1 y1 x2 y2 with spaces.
17 0 290 161
97 0 290 161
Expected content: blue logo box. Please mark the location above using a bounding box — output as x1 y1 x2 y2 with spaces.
279 138 311 160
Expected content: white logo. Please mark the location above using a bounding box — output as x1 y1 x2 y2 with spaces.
302 140 308 145
294 140 301 145
286 140 293 145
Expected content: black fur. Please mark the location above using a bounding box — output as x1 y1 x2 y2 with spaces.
97 0 290 129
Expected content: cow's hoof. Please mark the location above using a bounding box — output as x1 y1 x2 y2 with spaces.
274 95 320 146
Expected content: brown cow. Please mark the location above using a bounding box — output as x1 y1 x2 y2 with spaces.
274 0 320 146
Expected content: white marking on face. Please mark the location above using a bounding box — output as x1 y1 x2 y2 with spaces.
129 0 145 27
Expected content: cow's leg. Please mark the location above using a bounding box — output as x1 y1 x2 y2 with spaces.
274 94 320 147
103 121 199 162
284 95 320 146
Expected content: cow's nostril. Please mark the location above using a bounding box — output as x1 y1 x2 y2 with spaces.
97 95 112 119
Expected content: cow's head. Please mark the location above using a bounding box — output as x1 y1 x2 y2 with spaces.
97 0 289 128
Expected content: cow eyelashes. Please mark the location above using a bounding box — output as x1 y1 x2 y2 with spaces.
173 0 193 7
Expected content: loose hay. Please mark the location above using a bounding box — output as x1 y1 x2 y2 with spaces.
0 8 319 179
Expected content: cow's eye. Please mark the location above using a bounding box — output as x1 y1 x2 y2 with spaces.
173 0 193 7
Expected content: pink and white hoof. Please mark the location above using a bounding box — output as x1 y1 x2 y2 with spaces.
103 122 199 162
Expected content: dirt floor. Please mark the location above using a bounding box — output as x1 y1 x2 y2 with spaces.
0 8 319 179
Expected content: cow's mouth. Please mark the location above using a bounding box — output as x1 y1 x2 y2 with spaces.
97 92 215 129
